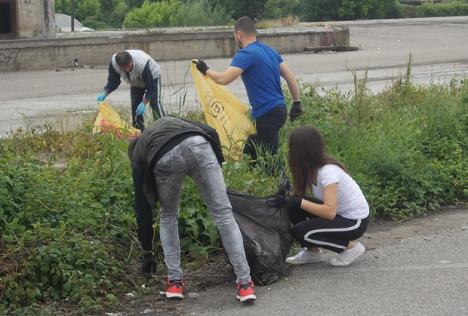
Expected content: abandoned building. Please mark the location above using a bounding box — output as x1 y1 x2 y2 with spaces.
0 0 55 39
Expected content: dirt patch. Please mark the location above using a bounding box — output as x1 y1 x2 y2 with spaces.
109 254 234 316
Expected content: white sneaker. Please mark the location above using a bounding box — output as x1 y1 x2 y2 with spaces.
286 248 322 265
330 242 365 267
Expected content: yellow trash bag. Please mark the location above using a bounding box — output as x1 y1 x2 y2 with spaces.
191 61 256 161
93 101 140 139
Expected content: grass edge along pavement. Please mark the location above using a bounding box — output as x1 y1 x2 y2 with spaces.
0 74 467 314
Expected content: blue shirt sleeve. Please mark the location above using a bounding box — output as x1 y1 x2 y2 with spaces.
104 62 121 94
274 49 283 64
230 49 253 71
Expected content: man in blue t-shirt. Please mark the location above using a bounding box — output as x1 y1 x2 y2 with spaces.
194 16 302 166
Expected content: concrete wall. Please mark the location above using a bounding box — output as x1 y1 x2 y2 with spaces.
16 0 55 39
0 27 349 71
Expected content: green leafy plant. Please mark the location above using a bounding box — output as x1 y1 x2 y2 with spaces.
1 74 467 313
123 0 181 28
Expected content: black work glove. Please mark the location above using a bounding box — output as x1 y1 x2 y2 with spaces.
267 194 302 209
141 251 156 278
268 194 323 208
277 177 291 196
193 59 209 75
289 100 303 122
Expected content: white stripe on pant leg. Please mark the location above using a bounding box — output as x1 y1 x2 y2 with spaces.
158 102 165 117
156 78 165 117
305 239 347 250
303 219 362 249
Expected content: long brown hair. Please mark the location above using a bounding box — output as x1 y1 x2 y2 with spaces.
288 125 348 196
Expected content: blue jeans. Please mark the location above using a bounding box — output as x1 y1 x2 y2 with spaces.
154 135 251 282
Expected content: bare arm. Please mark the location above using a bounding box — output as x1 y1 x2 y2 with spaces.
206 66 243 86
300 183 338 220
280 62 300 101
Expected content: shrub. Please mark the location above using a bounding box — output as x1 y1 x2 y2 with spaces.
299 0 402 21
401 1 468 18
170 0 232 27
209 0 267 19
123 0 181 28
264 0 301 19
55 0 129 29
1 75 466 313
284 75 467 220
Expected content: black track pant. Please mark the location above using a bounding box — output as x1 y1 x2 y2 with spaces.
243 106 287 175
289 206 369 253
130 78 165 130
243 106 287 159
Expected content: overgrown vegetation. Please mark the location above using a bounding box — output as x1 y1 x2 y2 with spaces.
1 74 466 313
400 1 468 18
55 0 468 30
122 0 232 28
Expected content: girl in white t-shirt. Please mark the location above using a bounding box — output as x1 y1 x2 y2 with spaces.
281 126 370 267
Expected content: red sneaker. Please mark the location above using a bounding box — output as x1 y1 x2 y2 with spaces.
162 278 184 299
236 280 256 303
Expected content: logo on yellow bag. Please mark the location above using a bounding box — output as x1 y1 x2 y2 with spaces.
191 61 255 161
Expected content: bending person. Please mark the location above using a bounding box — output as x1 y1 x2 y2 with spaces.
272 125 369 267
127 116 256 303
97 50 165 130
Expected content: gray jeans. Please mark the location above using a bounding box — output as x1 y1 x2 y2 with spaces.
154 135 251 282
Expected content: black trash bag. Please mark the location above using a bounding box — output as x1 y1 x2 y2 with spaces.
227 187 293 285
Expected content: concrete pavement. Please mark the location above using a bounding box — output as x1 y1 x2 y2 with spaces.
1 16 468 135
180 208 468 316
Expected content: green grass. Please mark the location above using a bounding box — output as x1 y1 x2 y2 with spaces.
1 75 467 313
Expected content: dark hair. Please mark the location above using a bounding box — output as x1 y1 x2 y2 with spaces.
288 125 348 196
115 51 132 66
234 16 256 35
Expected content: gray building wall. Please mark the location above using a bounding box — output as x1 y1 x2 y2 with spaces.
16 0 55 38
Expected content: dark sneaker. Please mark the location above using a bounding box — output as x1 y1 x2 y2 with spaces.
236 280 256 303
161 278 184 299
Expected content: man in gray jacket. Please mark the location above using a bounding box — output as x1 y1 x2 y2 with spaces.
97 50 165 130
128 116 256 303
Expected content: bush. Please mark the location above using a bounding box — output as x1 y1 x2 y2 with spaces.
299 0 402 21
123 0 231 28
1 75 466 312
264 0 301 19
283 74 467 220
401 1 468 18
209 0 267 19
55 0 129 29
0 128 137 313
0 123 277 313
123 0 180 28
170 0 232 27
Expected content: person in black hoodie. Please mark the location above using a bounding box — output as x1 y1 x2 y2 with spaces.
127 116 256 303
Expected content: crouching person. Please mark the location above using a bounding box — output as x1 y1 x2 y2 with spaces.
271 126 369 267
127 116 256 303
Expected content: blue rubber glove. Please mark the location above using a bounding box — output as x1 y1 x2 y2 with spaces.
136 102 146 116
96 93 107 104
